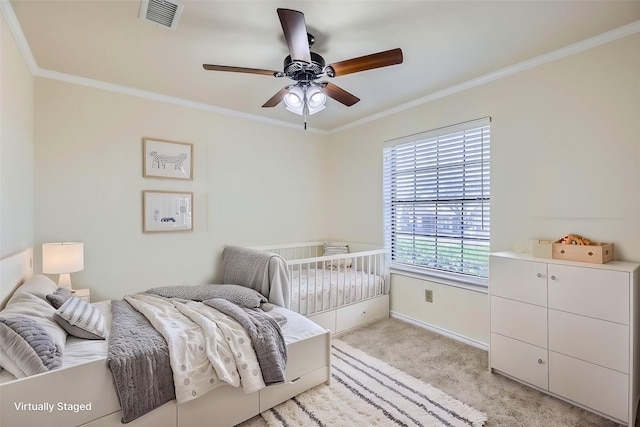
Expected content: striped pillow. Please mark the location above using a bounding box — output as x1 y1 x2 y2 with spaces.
323 242 353 268
54 296 106 340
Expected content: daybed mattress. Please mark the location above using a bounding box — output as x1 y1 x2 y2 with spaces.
0 299 329 427
0 300 324 384
289 268 384 314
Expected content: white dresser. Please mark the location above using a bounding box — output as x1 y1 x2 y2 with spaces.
489 251 640 425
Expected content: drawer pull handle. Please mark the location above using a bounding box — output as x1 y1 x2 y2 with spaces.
536 273 542 278
550 275 556 281
537 359 543 365
289 377 301 384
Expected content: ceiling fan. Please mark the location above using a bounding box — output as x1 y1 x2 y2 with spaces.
203 8 403 128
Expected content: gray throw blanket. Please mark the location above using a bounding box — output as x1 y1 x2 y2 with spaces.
204 298 287 385
222 246 291 309
108 300 175 423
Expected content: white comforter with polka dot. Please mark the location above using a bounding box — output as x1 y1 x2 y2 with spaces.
125 293 265 403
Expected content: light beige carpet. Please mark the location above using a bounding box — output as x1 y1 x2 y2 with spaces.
262 339 487 427
238 317 624 427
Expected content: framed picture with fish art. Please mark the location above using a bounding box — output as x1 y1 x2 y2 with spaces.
143 190 193 232
143 138 193 180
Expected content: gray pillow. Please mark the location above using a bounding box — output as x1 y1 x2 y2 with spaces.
208 284 268 308
54 296 107 340
147 284 267 308
0 315 62 377
46 287 73 309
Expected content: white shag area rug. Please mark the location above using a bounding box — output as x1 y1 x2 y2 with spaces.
262 339 487 427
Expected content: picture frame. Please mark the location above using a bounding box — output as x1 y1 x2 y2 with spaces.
143 190 193 232
143 138 193 180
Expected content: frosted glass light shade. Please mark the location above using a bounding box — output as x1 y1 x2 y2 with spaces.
284 86 305 115
306 86 326 114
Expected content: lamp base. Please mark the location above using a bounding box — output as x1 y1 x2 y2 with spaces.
57 273 73 290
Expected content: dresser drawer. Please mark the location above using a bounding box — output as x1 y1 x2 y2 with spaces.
549 309 628 373
491 296 547 348
491 333 548 390
490 256 547 306
549 351 628 423
547 264 629 324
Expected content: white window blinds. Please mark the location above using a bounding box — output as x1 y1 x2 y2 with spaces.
383 118 491 280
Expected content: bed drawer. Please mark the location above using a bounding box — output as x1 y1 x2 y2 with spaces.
81 402 176 427
178 385 258 427
0 359 120 427
285 331 330 380
260 366 330 412
336 295 389 333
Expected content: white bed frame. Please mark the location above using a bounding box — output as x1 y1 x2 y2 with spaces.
0 248 331 427
253 242 390 334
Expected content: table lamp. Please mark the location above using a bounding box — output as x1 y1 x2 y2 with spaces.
42 242 84 289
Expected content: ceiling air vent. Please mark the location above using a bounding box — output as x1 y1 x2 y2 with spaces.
140 0 184 31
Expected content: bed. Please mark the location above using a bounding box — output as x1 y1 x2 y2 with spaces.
249 242 390 334
0 248 331 427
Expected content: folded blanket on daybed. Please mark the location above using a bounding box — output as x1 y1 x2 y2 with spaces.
108 287 290 422
222 246 291 309
204 298 287 385
108 300 175 424
124 293 265 402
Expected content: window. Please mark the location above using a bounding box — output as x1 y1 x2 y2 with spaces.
383 118 491 285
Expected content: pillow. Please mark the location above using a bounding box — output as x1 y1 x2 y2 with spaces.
54 296 107 340
208 284 268 308
9 274 58 303
0 291 67 378
46 287 73 309
0 315 62 378
323 242 353 268
147 284 268 308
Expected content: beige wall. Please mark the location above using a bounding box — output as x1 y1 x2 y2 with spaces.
4 12 639 346
33 79 328 301
326 33 640 345
1 13 34 258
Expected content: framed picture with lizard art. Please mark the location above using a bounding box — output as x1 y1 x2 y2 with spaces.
143 138 193 180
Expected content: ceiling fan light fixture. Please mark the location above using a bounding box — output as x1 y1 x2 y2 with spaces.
307 87 327 112
284 86 305 114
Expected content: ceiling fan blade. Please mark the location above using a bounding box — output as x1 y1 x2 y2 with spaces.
328 48 403 77
203 64 279 76
277 8 311 63
321 82 360 107
262 87 290 108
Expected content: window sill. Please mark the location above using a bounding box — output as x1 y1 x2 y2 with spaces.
390 264 488 294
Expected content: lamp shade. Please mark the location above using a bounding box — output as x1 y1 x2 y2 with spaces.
42 242 84 274
284 86 305 115
306 86 326 114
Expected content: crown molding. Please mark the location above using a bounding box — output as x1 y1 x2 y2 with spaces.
329 19 640 134
2 2 638 135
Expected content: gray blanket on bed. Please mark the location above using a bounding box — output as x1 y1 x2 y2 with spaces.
108 300 175 424
222 246 291 309
204 298 288 385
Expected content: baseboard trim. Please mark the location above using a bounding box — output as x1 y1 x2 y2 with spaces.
389 311 488 351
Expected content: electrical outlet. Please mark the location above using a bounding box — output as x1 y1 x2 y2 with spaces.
425 289 433 303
